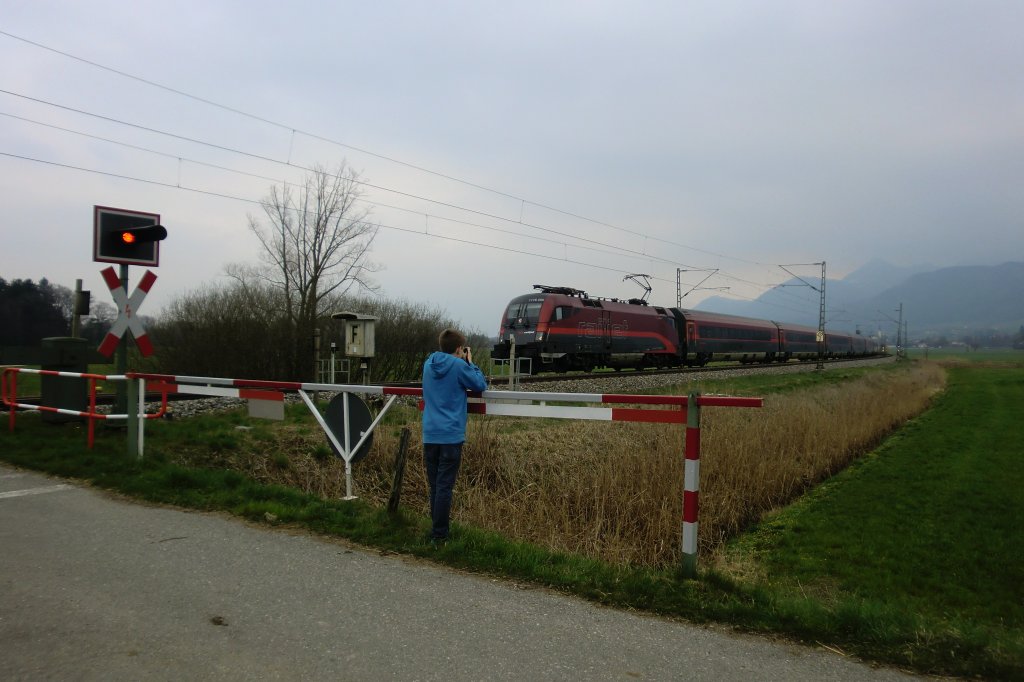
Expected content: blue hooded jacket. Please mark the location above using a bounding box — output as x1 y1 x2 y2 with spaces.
421 351 487 444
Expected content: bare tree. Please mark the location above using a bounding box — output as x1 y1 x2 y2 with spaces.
232 162 379 378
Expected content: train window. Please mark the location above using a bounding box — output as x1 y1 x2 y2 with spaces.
697 325 771 341
552 305 574 321
505 301 543 325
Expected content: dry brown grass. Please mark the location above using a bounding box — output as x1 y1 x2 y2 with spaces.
231 363 946 568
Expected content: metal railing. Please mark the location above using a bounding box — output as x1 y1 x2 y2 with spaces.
2 367 168 448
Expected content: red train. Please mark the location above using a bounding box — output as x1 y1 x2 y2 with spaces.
491 285 881 373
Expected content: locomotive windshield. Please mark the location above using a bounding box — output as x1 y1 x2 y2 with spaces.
505 299 543 327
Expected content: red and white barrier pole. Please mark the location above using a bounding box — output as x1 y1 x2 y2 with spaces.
6 366 763 566
680 393 763 577
682 392 701 577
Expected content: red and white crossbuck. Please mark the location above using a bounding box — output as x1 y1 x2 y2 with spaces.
97 266 157 357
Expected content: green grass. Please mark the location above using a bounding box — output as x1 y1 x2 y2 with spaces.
2 365 42 396
905 347 1024 364
2 361 1022 678
719 364 1024 675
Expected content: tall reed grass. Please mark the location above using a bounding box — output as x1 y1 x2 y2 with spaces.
238 363 946 568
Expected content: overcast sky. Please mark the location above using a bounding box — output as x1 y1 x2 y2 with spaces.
2 1 1022 333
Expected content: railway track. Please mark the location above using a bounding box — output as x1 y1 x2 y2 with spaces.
497 354 890 385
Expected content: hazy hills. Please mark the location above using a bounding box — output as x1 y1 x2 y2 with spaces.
699 260 1024 336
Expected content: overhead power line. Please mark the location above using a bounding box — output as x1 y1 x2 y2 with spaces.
1 30 835 318
0 147 820 320
0 102 700 278
0 151 665 281
0 28 785 268
5 98 820 297
0 91 691 266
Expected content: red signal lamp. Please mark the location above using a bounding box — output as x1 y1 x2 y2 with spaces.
93 206 165 267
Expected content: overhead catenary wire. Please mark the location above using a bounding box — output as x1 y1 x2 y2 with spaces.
0 138 820 317
0 28 794 269
0 91 695 265
0 30 837 318
0 95 810 306
0 90 825 312
0 148 820 320
0 98 812 305
0 105 700 272
0 152 663 282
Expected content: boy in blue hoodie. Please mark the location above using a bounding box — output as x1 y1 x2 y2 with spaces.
422 328 488 544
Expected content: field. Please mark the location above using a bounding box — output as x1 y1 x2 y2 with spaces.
1 356 1022 677
357 362 946 565
905 347 1024 364
717 360 1024 675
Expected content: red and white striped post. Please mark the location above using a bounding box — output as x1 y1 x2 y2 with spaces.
682 392 701 577
681 393 763 577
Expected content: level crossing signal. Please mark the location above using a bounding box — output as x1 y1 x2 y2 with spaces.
93 205 166 266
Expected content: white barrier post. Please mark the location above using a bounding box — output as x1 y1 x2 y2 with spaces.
127 377 139 459
126 377 149 458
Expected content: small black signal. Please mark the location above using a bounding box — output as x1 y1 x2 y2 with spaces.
93 206 165 266
118 225 167 245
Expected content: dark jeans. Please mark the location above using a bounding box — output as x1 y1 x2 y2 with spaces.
423 442 463 540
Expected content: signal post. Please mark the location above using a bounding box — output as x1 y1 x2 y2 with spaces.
92 205 168 415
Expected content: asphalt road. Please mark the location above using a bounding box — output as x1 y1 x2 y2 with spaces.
0 463 921 681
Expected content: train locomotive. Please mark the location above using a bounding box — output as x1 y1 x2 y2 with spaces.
491 285 880 373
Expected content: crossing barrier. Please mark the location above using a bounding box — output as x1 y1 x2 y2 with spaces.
5 367 761 575
128 372 761 575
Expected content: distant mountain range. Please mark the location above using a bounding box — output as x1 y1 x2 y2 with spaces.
697 260 1024 336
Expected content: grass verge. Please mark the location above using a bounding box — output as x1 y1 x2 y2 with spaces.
714 363 1024 677
1 361 1021 678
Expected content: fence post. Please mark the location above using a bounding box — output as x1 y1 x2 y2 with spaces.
387 427 411 515
681 391 701 577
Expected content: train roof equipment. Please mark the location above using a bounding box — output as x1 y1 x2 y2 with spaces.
533 284 654 306
533 285 589 297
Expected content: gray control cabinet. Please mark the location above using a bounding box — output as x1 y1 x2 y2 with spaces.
331 312 377 358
